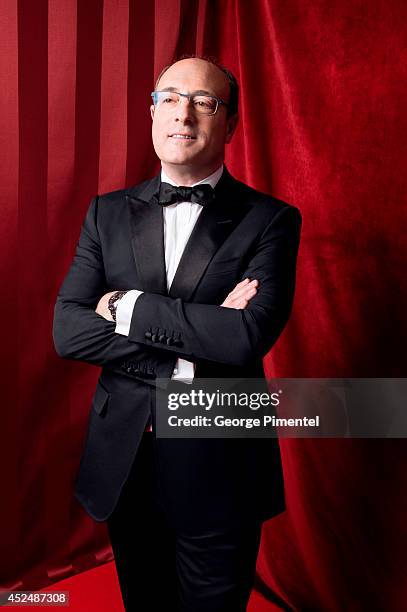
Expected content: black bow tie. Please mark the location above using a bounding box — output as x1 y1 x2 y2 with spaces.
158 182 215 207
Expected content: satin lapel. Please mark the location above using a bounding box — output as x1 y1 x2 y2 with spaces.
126 173 168 295
169 168 252 301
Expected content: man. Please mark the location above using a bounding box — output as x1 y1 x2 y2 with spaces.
53 57 301 611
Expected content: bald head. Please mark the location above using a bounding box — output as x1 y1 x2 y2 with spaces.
157 58 229 102
155 57 238 116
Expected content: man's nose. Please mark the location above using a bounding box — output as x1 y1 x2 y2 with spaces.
175 97 195 122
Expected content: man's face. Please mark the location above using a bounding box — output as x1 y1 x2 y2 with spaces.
150 58 238 174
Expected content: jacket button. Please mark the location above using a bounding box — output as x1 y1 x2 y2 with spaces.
166 337 174 346
158 333 167 343
151 334 158 342
145 331 152 340
173 339 183 348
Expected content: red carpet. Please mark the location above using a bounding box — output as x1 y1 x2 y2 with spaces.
3 562 280 610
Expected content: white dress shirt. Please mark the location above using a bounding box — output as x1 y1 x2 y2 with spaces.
115 164 224 384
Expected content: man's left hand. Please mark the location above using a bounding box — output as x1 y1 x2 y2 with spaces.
95 291 118 321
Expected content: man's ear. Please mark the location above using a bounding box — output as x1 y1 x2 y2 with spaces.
150 105 155 120
225 114 239 143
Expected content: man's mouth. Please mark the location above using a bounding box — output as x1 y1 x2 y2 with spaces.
168 133 196 140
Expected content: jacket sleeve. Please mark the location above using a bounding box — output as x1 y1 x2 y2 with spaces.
127 205 302 367
52 197 177 385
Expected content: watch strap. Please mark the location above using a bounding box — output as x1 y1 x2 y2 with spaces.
108 291 128 322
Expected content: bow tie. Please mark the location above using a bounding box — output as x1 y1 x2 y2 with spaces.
158 182 215 207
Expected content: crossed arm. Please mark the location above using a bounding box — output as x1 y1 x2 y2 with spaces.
53 197 301 375
94 279 259 384
95 277 259 321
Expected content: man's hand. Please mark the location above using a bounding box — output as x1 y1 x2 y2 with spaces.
95 291 118 321
221 278 258 309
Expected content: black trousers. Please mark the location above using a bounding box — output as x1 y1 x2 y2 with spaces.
106 432 262 612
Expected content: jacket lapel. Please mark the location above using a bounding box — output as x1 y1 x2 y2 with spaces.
126 173 168 295
168 167 252 301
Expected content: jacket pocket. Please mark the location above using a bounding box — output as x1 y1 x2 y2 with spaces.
91 381 110 415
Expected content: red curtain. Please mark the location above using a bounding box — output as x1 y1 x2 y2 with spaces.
1 0 406 608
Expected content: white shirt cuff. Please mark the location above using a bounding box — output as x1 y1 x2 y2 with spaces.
171 358 196 384
115 290 143 336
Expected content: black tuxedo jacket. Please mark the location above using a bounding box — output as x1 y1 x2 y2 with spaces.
53 166 301 533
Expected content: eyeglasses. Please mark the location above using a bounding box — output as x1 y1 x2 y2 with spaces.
151 90 229 116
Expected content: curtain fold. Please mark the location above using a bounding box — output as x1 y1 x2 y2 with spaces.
1 0 405 608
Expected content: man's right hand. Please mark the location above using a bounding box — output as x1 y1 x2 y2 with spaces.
221 278 258 309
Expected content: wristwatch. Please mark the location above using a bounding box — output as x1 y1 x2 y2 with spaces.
108 291 127 322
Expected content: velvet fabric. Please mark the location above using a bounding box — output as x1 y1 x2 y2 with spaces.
1 0 406 609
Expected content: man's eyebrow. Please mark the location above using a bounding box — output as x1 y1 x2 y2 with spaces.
158 86 217 97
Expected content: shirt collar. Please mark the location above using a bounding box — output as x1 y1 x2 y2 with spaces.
160 164 224 189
